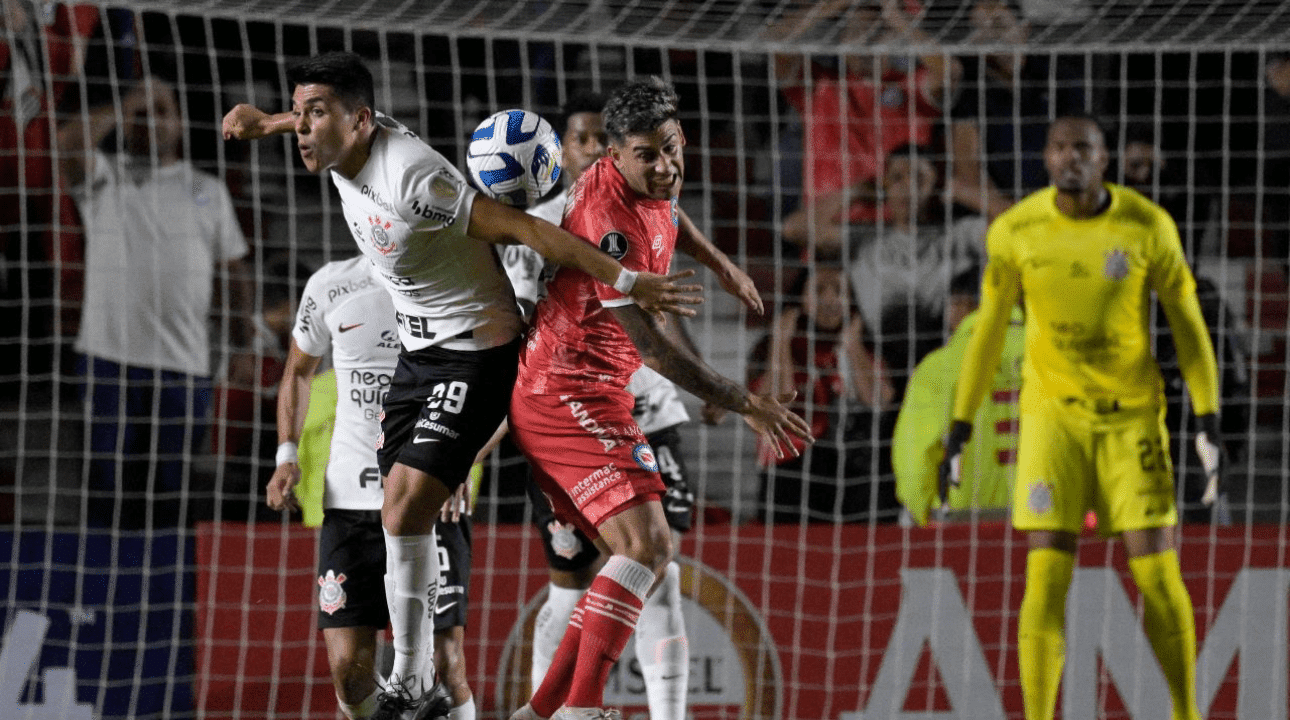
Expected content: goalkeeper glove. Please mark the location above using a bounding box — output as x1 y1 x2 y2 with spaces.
1195 413 1223 506
937 421 974 510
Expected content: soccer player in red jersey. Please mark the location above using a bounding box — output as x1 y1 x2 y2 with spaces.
506 77 814 720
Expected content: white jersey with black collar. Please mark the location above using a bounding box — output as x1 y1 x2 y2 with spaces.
331 113 523 352
294 257 400 511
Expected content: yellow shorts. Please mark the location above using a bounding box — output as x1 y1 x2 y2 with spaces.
1012 396 1176 536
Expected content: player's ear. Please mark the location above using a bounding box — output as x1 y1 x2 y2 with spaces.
677 125 687 148
354 106 373 131
607 142 623 165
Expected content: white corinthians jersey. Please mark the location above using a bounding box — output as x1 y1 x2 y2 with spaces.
294 257 401 511
625 365 690 434
332 113 523 352
501 189 566 322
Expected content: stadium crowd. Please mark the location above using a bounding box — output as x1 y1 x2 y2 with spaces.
0 0 1276 529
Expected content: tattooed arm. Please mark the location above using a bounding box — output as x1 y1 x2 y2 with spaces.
609 305 812 459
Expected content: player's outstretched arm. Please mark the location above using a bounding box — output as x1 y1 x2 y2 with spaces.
675 207 763 315
468 194 704 317
268 339 323 513
610 304 813 459
222 104 296 141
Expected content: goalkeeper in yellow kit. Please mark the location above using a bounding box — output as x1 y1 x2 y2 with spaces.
940 115 1222 720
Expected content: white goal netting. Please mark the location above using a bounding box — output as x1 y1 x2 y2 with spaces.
1 1 1287 719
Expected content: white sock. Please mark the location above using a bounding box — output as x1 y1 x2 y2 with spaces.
530 583 585 691
636 561 689 720
447 696 476 720
337 687 380 720
384 530 439 691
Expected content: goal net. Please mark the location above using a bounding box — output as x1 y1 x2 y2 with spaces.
1 1 1287 718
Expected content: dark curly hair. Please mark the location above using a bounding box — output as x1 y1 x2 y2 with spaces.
602 76 679 145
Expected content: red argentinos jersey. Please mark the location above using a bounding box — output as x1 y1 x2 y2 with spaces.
515 156 678 395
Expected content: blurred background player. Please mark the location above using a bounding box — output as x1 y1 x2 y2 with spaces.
266 256 474 720
894 303 1022 525
940 115 1221 720
494 92 695 719
222 51 700 720
60 75 251 530
507 76 812 720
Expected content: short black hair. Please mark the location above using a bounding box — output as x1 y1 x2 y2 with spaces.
286 51 375 112
602 77 679 145
1050 113 1108 143
560 91 607 129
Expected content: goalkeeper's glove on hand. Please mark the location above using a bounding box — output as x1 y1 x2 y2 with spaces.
938 421 973 510
1195 413 1223 506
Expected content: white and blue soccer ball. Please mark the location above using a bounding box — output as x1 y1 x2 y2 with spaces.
466 109 562 207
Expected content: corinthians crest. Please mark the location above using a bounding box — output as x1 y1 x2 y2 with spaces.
1103 248 1130 280
318 569 348 614
368 215 396 256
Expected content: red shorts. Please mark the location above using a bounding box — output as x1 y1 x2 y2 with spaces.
509 388 665 539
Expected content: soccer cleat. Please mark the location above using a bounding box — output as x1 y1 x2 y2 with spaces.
370 678 453 720
551 708 621 720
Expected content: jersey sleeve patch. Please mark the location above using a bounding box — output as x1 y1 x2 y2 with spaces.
599 231 630 260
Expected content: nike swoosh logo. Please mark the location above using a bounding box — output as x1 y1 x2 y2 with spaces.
412 436 438 444
435 601 457 614
338 323 364 333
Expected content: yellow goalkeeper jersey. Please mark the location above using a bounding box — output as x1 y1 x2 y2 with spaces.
953 184 1219 422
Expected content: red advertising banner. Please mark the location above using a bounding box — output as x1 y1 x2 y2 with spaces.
195 522 1289 720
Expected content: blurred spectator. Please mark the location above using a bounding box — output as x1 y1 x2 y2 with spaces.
948 0 1084 218
751 263 897 523
769 0 961 256
846 144 986 399
58 76 250 529
211 258 303 456
1254 51 1290 259
894 306 1022 525
1120 123 1219 256
0 0 99 388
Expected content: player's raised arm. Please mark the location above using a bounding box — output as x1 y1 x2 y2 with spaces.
675 206 763 315
222 104 296 140
609 303 813 459
467 193 703 317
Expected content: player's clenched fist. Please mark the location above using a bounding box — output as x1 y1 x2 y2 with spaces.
222 103 278 140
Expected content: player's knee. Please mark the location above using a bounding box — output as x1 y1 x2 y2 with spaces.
618 522 673 574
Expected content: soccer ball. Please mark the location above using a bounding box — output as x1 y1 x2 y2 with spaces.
466 109 562 207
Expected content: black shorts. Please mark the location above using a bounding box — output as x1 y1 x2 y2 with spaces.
378 340 520 486
651 426 694 533
432 514 472 629
317 509 388 631
528 424 693 572
315 509 473 631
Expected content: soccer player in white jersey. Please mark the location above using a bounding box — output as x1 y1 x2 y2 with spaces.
222 52 700 720
266 257 476 720
498 93 698 719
